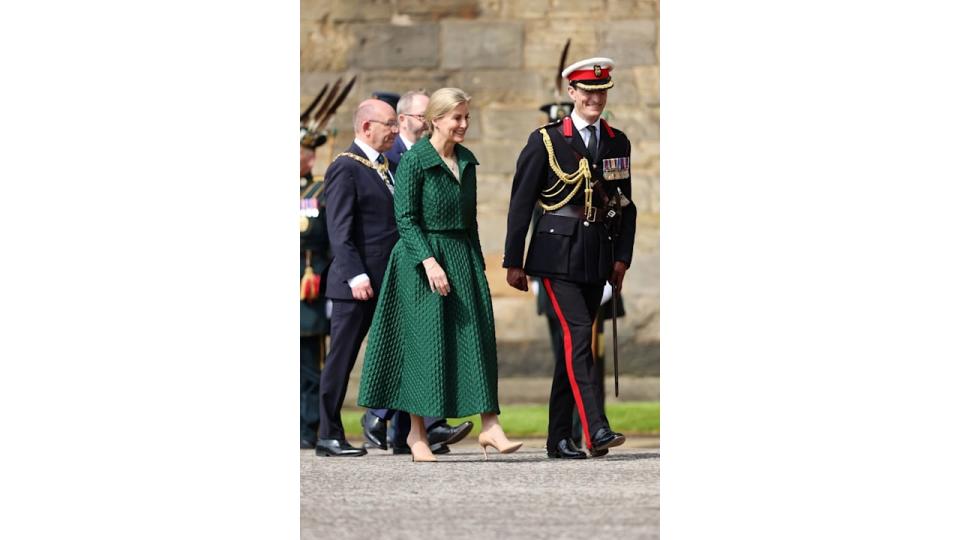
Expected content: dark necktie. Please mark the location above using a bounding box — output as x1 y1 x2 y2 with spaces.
586 125 598 163
376 154 393 187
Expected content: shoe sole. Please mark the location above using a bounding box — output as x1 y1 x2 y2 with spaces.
591 434 626 452
315 451 367 457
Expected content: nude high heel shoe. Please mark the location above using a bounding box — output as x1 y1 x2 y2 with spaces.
478 432 522 459
409 440 437 462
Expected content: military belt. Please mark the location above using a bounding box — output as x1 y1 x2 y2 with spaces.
544 204 598 222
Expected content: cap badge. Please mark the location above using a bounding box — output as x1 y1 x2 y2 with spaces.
594 65 602 77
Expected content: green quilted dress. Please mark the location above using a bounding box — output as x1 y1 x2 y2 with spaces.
357 138 499 418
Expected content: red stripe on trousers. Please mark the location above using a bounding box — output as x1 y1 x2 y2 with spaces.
542 278 593 449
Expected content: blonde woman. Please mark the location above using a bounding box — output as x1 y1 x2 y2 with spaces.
358 88 520 462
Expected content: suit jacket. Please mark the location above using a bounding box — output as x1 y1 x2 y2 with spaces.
382 136 408 175
323 142 400 300
504 117 637 284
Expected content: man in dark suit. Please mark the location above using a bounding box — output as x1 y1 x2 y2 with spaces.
504 57 637 459
315 98 402 457
360 90 475 455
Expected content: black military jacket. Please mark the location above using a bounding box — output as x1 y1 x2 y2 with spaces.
504 117 637 285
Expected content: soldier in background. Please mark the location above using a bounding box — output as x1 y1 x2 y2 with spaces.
299 77 355 450
300 130 332 450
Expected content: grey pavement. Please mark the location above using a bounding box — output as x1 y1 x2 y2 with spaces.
301 441 659 540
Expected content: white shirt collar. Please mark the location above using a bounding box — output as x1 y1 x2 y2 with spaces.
570 111 602 135
399 134 415 151
353 138 382 164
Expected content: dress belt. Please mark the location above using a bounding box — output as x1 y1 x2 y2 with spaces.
543 204 597 222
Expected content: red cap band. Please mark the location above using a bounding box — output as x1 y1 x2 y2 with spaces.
567 68 610 81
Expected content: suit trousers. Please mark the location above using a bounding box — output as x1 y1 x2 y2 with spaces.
300 336 322 441
319 298 377 440
542 278 608 450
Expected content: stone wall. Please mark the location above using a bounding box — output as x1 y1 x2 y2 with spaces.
302 0 659 376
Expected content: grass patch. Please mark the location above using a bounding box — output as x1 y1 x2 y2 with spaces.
340 401 659 438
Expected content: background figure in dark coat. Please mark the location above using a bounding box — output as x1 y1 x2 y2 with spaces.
300 138 332 450
361 90 474 455
315 98 401 457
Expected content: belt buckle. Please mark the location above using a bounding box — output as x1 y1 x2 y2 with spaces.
585 206 597 222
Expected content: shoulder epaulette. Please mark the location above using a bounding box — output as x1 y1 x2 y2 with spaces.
538 118 563 130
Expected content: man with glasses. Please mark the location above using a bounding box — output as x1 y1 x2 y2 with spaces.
315 98 401 457
360 90 475 455
383 90 428 174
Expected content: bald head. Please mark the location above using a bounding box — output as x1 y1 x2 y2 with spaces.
353 99 398 153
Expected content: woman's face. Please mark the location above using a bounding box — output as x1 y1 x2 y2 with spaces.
432 102 470 144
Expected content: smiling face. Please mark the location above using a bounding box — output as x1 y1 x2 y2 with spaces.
431 102 470 145
568 85 608 124
356 98 399 153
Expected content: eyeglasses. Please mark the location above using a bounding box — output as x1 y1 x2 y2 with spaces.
404 114 425 121
369 119 399 129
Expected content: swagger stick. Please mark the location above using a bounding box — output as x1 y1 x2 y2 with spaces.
609 193 623 397
611 264 620 397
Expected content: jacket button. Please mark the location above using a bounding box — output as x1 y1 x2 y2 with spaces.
583 222 590 227
549 228 555 233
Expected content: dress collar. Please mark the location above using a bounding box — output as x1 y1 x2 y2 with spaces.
353 138 383 164
570 111 602 135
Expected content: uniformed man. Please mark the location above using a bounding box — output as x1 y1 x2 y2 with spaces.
504 57 637 458
300 128 333 450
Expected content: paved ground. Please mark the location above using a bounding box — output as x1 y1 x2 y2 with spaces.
301 439 659 539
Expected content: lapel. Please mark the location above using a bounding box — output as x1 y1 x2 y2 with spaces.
347 142 393 198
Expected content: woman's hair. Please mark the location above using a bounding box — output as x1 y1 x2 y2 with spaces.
425 87 471 134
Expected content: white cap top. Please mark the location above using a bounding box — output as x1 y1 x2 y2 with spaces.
561 57 616 79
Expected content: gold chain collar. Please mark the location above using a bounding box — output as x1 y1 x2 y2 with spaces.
335 152 389 176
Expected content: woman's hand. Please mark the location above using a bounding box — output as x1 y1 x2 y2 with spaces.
423 257 451 296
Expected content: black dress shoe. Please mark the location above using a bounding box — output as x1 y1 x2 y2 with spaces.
427 421 474 446
547 438 587 459
591 427 626 452
300 439 317 450
315 438 368 457
589 447 609 458
392 443 411 455
361 411 388 450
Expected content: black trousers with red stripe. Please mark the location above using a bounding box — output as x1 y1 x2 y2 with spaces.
542 277 608 451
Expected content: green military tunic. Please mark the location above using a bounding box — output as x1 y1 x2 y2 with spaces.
357 138 499 418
